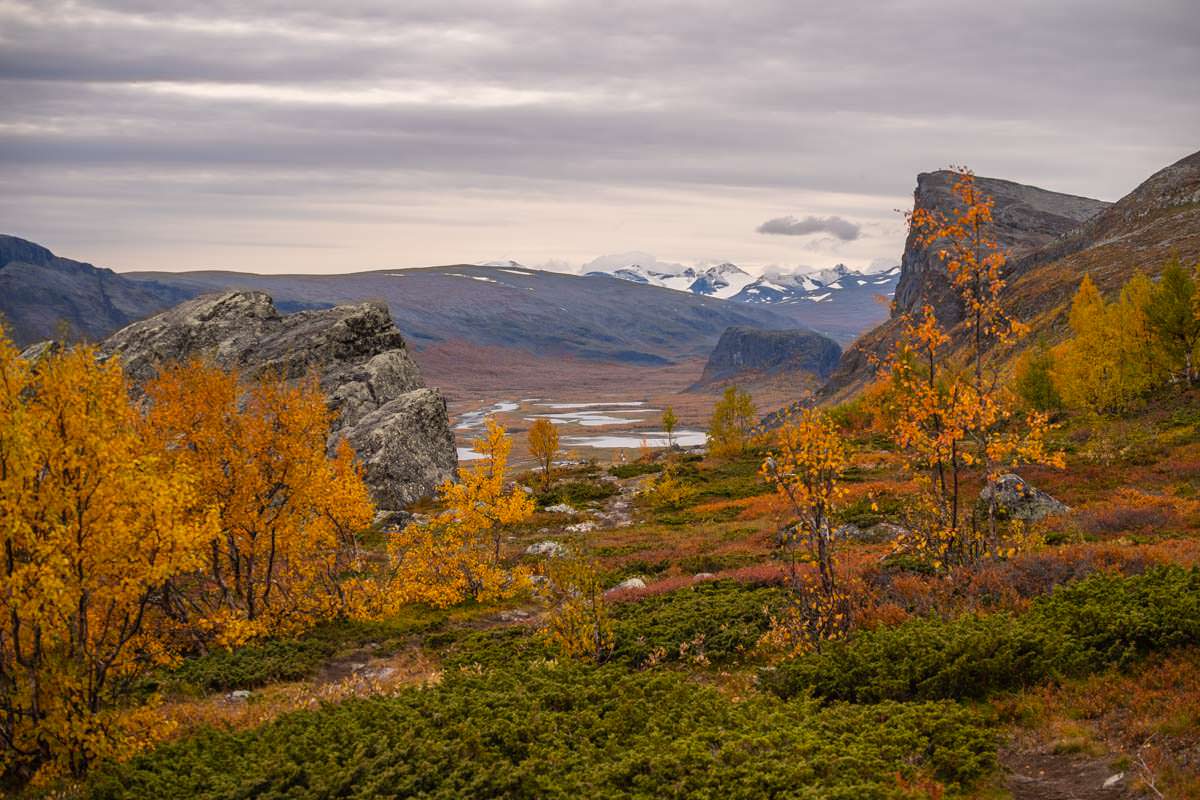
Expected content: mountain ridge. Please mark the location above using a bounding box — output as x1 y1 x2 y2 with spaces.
586 257 899 345
120 263 803 367
0 235 192 346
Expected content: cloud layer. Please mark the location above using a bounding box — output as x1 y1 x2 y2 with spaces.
757 216 861 240
0 0 1196 273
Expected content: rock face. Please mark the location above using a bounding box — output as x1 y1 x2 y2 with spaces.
816 151 1200 403
101 291 457 509
693 326 841 389
980 474 1070 521
893 173 1109 327
0 235 192 346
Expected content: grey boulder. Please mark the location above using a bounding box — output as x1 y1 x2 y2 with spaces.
101 291 457 509
980 474 1070 521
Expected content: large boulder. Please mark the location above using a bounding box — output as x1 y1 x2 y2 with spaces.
980 474 1070 521
100 291 457 509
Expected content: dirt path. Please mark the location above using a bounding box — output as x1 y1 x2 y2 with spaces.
1002 744 1153 800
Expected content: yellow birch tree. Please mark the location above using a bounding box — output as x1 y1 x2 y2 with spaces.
386 418 534 608
0 338 215 785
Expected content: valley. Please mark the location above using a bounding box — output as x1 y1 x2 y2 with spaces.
5 2 1198 796
449 397 708 464
5 147 1200 799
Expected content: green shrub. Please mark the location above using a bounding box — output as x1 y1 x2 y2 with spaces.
687 456 766 503
838 492 907 528
608 462 663 479
434 625 556 672
653 505 741 526
153 638 335 694
538 480 618 508
765 566 1200 702
89 665 996 799
610 581 780 667
675 553 761 575
431 581 780 672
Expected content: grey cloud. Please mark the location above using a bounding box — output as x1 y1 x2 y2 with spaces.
757 216 861 241
0 0 1197 271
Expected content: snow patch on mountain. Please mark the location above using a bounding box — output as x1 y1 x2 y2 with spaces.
582 253 901 331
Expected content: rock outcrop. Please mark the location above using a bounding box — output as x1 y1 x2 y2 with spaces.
100 291 457 509
693 325 841 389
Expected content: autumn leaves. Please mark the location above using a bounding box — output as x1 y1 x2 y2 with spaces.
0 346 379 785
760 169 1067 653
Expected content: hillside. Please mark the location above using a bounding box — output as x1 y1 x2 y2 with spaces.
123 265 799 366
64 385 1200 800
0 235 191 346
691 325 841 391
821 150 1199 400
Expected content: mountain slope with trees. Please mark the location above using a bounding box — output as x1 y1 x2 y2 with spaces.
822 149 1199 400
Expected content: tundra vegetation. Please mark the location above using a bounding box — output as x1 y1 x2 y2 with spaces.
4 171 1200 798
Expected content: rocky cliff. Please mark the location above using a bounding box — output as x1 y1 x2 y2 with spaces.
0 235 191 346
819 151 1200 401
101 291 457 510
892 172 1109 328
693 326 841 389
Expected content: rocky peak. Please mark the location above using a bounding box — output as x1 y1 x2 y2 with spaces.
818 150 1199 403
1109 149 1200 219
101 291 456 510
892 172 1109 326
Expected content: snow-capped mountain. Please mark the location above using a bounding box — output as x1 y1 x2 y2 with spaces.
478 259 529 269
687 262 757 299
583 256 756 300
586 257 898 306
585 256 901 344
733 264 901 306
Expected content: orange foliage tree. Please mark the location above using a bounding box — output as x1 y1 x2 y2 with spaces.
0 338 215 785
761 408 850 653
385 418 534 608
143 359 375 646
884 168 1063 568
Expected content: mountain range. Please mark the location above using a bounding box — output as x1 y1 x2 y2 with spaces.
0 243 876 369
578 257 899 344
94 264 806 366
7 148 1196 408
0 236 192 346
583 257 895 304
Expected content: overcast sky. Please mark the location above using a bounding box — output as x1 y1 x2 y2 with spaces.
1 0 1197 275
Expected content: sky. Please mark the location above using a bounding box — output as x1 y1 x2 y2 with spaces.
1 0 1197 276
